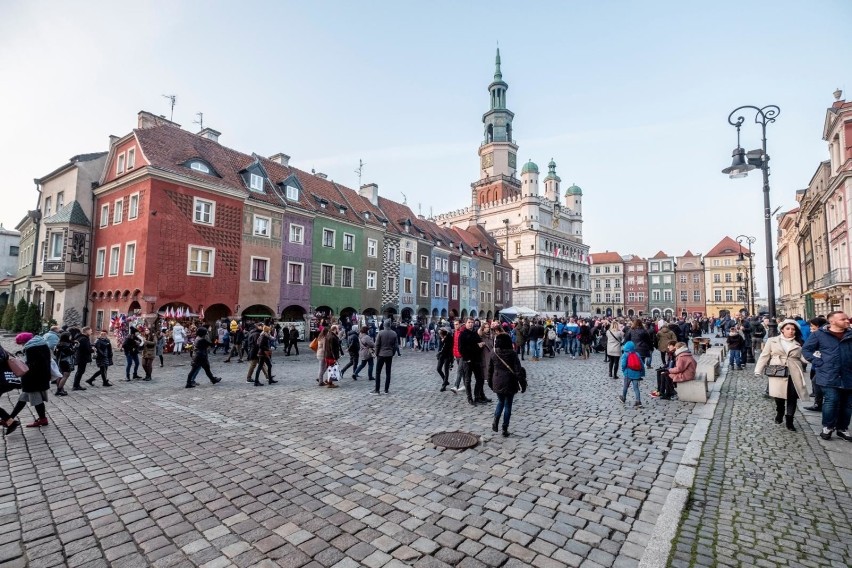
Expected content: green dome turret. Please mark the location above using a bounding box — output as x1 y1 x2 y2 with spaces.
521 160 539 175
544 158 561 182
566 183 582 196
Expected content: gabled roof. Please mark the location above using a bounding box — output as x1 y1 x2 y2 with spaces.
651 250 669 259
705 236 749 257
43 201 91 227
36 152 108 185
589 252 622 264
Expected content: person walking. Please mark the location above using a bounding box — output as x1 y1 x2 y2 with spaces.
802 311 852 441
624 320 652 369
488 333 526 437
122 327 142 381
185 328 222 388
155 328 166 367
606 323 624 379
253 326 276 386
340 327 360 380
459 317 488 405
71 327 93 391
804 316 828 412
618 340 645 409
172 322 186 354
0 345 23 435
373 320 397 394
6 333 52 428
86 330 114 387
352 326 375 381
322 325 342 389
245 324 269 383
141 330 156 381
53 332 75 396
436 328 453 391
754 319 809 431
224 325 244 363
287 325 299 356
314 327 329 386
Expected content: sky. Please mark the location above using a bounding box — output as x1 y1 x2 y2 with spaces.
1 0 849 298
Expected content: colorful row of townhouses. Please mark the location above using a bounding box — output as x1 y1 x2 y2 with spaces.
11 111 513 329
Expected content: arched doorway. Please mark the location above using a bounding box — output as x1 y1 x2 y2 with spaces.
628 309 635 317
555 297 561 311
381 304 397 319
281 304 306 321
470 310 478 320
363 308 378 317
546 295 553 311
340 307 357 324
127 300 141 314
401 307 413 322
460 309 467 320
205 303 231 325
417 308 429 322
664 309 674 318
652 309 661 318
546 269 553 285
441 309 448 318
606 308 612 317
571 274 577 288
617 309 623 317
242 304 275 323
486 310 492 320
596 308 601 314
431 308 439 320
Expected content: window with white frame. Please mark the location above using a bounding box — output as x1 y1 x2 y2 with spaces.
680 274 687 283
693 290 701 301
480 270 485 281
652 290 661 301
451 285 458 300
693 273 700 283
95 310 104 331
128 193 139 220
190 161 210 174
321 264 334 286
123 242 136 274
638 292 645 301
56 191 64 210
366 270 377 289
664 290 672 301
420 281 428 297
386 276 396 292
250 257 268 282
113 199 123 224
486 292 492 303
48 232 63 260
480 291 485 303
434 282 441 297
193 197 214 225
386 245 397 262
651 276 660 284
713 273 721 283
342 267 354 288
287 262 304 284
95 248 106 277
714 290 722 302
442 258 448 272
496 270 501 281
442 283 448 297
404 278 413 294
420 255 428 269
187 246 215 276
343 233 354 252
249 173 264 191
367 238 377 258
680 290 688 302
322 229 335 248
628 292 636 301
486 272 492 283
289 224 304 244
452 261 458 273
253 215 271 237
725 290 733 302
663 275 671 284
99 204 109 227
285 184 298 201
127 148 136 169
109 245 120 276
116 153 125 174
496 289 501 301
404 250 413 264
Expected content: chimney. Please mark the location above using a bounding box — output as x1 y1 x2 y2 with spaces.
269 153 290 167
315 172 328 179
137 110 181 129
199 128 221 142
359 183 379 207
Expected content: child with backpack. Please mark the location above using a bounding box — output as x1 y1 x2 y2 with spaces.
619 341 645 408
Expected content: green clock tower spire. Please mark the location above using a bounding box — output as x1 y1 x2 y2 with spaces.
478 48 518 181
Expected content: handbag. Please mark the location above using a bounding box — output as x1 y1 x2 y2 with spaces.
326 363 340 382
309 337 319 351
7 356 28 378
764 365 789 378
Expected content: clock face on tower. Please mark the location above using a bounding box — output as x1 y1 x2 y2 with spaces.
481 152 494 169
508 152 517 168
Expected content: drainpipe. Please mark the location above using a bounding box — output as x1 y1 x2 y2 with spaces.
27 183 43 306
82 181 99 327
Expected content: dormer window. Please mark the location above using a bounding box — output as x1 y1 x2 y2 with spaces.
319 200 327 209
190 161 211 174
285 185 299 201
339 206 346 215
249 173 264 192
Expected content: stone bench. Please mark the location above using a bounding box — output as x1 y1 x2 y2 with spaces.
696 354 720 383
675 376 708 403
704 346 725 364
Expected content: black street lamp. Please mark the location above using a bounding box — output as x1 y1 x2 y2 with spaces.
736 234 756 315
722 105 780 322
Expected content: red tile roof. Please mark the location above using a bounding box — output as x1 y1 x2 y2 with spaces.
705 236 750 257
589 252 622 264
651 250 669 259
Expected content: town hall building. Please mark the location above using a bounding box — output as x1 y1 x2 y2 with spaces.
436 50 591 316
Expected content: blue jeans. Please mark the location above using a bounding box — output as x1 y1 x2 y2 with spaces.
729 350 742 368
560 337 568 353
821 386 852 431
353 357 374 380
622 377 641 403
494 392 515 429
567 337 579 356
531 339 542 358
125 353 139 378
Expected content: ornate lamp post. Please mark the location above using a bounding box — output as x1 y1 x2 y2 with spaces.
736 235 756 316
722 106 780 325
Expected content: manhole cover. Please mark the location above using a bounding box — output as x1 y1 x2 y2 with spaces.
430 431 479 450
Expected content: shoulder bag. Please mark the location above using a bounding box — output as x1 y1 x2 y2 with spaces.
763 365 789 378
7 355 28 378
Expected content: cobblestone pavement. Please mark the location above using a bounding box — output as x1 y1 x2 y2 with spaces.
0 338 700 568
669 366 852 568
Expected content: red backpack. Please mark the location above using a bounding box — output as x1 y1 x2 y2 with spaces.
626 351 642 371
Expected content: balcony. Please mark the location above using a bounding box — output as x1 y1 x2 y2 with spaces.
40 260 88 291
814 267 851 290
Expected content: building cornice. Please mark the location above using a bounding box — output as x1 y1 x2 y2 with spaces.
94 166 247 201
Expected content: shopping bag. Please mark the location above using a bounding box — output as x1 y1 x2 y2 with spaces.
326 363 340 382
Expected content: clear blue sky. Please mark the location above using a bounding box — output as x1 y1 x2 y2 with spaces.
1 0 848 296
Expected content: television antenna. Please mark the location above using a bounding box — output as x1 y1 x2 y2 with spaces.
354 159 365 188
193 112 204 130
162 94 177 121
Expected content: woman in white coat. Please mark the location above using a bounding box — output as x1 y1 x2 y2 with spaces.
754 319 809 431
606 322 624 379
172 323 186 355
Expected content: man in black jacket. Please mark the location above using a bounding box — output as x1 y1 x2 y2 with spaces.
459 318 490 405
186 328 222 388
72 327 93 391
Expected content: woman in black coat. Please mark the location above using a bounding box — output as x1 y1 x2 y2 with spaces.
487 334 527 437
7 333 52 428
71 327 93 390
53 332 75 396
624 321 652 367
436 329 454 391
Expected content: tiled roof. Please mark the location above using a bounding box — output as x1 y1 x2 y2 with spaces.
589 252 622 264
651 250 669 259
43 201 91 227
705 236 749 257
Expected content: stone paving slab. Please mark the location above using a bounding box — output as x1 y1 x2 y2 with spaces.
0 338 703 567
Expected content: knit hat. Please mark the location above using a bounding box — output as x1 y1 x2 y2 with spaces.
15 332 33 345
495 333 513 350
778 319 799 332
